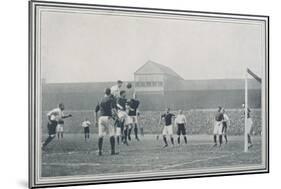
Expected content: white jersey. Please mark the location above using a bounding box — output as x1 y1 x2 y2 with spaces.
223 113 230 123
47 108 64 121
111 85 121 98
175 114 187 124
82 120 91 128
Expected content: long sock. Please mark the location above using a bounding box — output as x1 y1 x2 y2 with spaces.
110 136 115 154
163 136 168 146
224 135 228 143
61 133 63 138
213 135 217 144
124 127 128 144
219 135 222 145
171 137 174 145
184 136 187 144
134 124 139 139
42 136 54 148
98 137 103 153
177 136 180 144
248 134 252 144
128 127 132 140
117 136 120 145
57 133 60 139
121 121 125 142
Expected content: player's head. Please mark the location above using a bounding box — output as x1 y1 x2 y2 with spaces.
120 90 126 98
85 117 89 121
105 88 111 96
178 109 183 114
126 82 132 89
58 103 65 110
217 106 222 112
117 80 123 88
166 107 170 113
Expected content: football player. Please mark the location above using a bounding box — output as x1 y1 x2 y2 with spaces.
81 118 91 141
242 104 253 148
213 106 224 147
221 108 230 144
116 90 131 145
161 108 175 148
127 93 140 141
95 88 118 156
111 80 123 98
175 110 188 145
42 103 72 150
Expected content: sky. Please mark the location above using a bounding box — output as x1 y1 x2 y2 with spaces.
40 10 265 83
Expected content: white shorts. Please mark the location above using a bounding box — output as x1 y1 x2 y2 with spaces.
125 116 133 125
213 121 223 135
116 127 121 136
246 118 253 134
162 125 173 135
56 124 64 132
117 110 127 120
130 116 138 124
98 116 115 137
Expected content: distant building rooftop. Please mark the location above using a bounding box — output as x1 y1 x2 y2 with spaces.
134 60 183 79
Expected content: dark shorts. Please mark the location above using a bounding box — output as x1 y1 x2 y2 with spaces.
47 120 57 136
177 124 186 135
84 127 90 133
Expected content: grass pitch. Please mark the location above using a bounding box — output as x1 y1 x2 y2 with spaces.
42 134 262 177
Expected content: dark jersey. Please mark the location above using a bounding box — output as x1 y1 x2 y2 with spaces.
128 99 140 116
161 113 175 126
95 95 114 117
117 97 127 110
215 112 224 121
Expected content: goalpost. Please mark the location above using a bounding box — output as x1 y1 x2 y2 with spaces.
244 68 261 152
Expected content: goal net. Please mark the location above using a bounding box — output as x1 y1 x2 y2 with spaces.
244 68 262 152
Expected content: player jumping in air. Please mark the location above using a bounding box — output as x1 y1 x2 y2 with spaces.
95 88 118 156
242 104 253 148
213 106 224 147
111 80 124 144
175 110 188 145
127 93 140 141
111 80 123 98
116 90 131 145
161 108 175 148
42 103 72 150
221 108 230 144
81 118 91 141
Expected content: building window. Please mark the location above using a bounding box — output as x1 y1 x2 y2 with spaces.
152 81 157 86
146 82 152 87
158 81 163 86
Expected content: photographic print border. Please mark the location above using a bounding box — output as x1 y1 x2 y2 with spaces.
28 0 269 188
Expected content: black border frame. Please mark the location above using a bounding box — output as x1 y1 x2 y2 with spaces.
28 0 270 188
